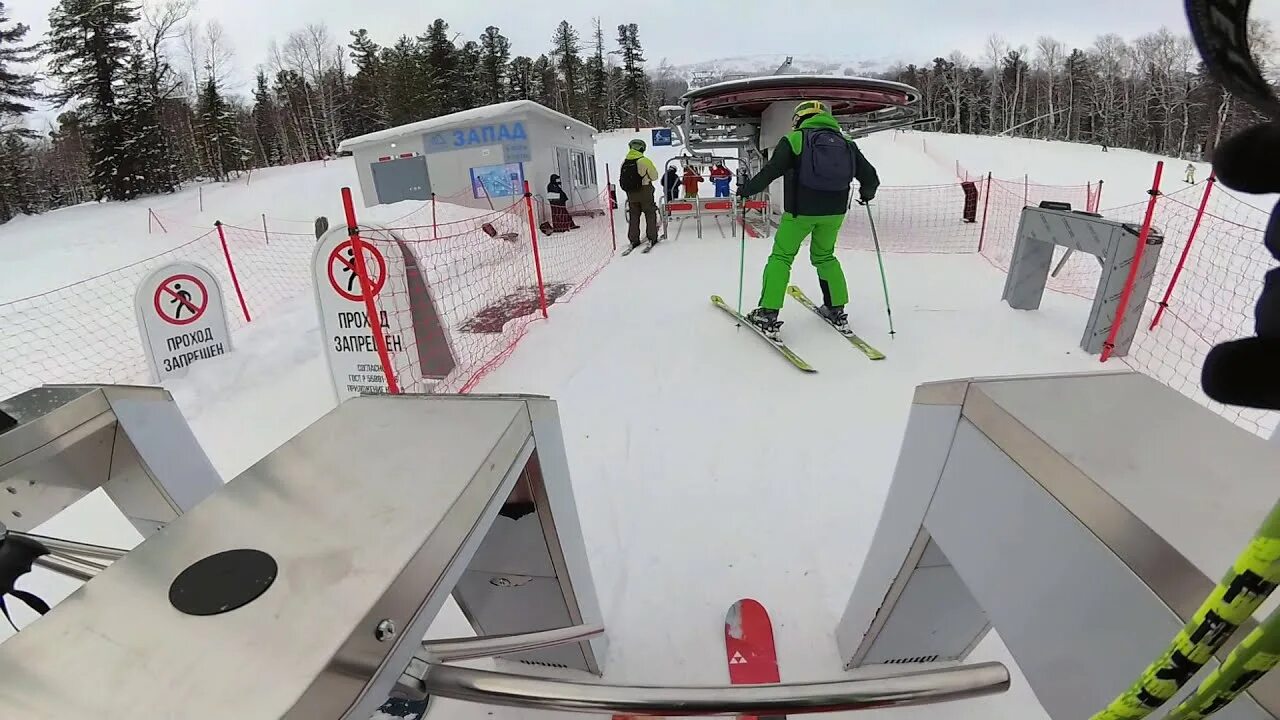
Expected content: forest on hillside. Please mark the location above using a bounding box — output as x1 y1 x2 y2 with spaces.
0 0 684 222
881 24 1276 161
0 0 1274 225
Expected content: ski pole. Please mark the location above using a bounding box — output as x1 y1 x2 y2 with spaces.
1164 606 1280 719
865 202 896 338
737 199 747 320
1091 496 1280 720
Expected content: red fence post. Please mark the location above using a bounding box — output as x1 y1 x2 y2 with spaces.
214 221 252 323
1100 161 1164 363
605 163 617 251
1149 171 1216 331
431 192 438 240
341 187 401 394
523 180 550 319
1023 174 1029 207
978 172 993 253
1087 182 1093 212
1094 179 1104 212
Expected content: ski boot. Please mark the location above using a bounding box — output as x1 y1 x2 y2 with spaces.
746 308 784 342
818 305 851 334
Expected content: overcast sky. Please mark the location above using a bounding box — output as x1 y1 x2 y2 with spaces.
12 0 1280 127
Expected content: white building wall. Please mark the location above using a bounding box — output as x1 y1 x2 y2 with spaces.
346 104 598 212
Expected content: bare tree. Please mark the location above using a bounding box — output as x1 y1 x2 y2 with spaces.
140 0 193 100
985 35 1007 135
282 24 338 154
1035 36 1064 137
203 20 235 87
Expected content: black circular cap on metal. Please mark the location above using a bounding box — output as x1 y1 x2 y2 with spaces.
169 549 278 616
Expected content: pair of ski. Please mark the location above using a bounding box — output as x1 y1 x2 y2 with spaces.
621 240 660 256
614 598 783 720
712 286 886 373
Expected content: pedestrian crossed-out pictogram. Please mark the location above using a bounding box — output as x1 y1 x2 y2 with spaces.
327 239 387 302
153 274 208 326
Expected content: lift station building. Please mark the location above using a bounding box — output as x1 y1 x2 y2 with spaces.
337 100 601 211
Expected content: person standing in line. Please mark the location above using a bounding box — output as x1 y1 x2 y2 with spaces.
682 165 704 199
547 174 579 232
1186 163 1197 184
618 139 661 250
737 100 880 339
662 166 680 203
709 160 734 198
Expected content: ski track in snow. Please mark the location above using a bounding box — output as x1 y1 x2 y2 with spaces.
2 127 1240 719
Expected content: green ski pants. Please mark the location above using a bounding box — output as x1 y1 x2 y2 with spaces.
759 213 849 310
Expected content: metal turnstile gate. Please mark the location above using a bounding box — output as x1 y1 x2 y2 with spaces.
0 386 1010 718
1001 206 1164 357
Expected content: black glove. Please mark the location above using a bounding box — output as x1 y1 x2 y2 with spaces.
1200 123 1280 411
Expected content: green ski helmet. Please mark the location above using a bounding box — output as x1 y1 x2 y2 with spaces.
792 100 830 128
629 139 647 152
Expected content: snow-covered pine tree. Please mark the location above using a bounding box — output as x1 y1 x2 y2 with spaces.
507 56 533 101
198 73 246 181
479 27 511 106
456 40 482 111
251 71 282 166
421 20 458 116
379 36 427 126
119 43 176 196
586 18 608 130
45 0 143 201
0 1 38 121
532 54 558 110
606 65 626 130
348 29 389 135
550 21 584 119
46 110 94 205
616 23 648 127
0 133 38 221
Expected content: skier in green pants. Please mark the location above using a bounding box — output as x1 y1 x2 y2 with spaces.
738 100 880 340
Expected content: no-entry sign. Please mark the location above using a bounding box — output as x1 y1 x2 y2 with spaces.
153 273 209 325
312 224 458 402
327 239 387 302
135 262 233 381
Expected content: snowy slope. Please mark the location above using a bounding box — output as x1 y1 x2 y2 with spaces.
914 130 1278 213
3 126 1258 719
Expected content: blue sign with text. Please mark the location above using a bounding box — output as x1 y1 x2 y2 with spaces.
425 121 531 164
652 128 673 147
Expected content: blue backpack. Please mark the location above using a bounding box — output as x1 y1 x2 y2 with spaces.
796 129 856 193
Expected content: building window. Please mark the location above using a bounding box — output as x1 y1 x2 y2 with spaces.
571 151 588 187
588 155 597 185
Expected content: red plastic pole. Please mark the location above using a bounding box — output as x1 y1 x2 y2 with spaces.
977 172 993 253
1149 171 1216 331
341 187 400 394
214 221 252 323
1100 161 1164 362
523 180 550 319
431 193 438 240
605 163 617 251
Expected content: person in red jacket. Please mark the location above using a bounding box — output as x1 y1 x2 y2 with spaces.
682 165 704 199
709 160 733 197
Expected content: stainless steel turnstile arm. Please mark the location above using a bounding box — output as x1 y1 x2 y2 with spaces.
420 624 605 663
411 661 1010 715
